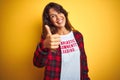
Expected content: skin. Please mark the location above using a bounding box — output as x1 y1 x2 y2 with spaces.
43 8 70 50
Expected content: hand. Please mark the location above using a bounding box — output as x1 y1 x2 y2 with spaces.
43 25 61 50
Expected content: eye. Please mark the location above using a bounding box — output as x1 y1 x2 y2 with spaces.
50 15 56 19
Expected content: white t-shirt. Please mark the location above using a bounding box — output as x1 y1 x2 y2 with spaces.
60 31 80 80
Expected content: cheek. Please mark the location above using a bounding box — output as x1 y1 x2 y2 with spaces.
50 18 56 24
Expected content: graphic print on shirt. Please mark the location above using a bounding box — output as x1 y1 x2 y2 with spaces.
60 39 77 54
60 31 80 80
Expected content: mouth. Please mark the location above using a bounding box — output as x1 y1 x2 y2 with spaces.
57 19 63 24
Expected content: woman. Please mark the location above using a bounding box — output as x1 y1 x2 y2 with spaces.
33 2 90 80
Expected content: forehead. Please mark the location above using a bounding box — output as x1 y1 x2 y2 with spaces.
49 8 60 14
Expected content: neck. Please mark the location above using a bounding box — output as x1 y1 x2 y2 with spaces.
57 27 70 35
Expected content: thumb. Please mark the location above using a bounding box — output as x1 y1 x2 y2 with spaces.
45 25 52 35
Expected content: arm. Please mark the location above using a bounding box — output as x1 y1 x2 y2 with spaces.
33 25 60 68
73 30 90 80
80 36 90 80
33 26 60 68
33 37 49 68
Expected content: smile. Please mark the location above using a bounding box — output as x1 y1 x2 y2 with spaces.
57 19 63 24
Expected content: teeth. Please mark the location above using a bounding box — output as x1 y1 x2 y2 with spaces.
57 19 62 24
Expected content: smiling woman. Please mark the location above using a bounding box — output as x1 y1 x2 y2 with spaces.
1 0 120 80
33 2 90 80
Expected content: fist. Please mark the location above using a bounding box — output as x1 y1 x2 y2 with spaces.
43 25 61 50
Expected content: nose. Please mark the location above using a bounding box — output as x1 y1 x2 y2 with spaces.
56 14 61 20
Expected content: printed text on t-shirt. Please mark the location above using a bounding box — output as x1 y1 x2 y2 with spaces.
61 39 77 54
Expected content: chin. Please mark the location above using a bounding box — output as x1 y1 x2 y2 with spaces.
59 24 65 27
58 25 65 28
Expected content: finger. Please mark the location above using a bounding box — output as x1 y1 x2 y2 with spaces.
51 45 59 49
50 34 61 42
51 34 60 38
50 38 61 43
50 42 61 46
45 25 52 35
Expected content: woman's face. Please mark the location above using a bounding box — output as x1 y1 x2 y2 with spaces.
49 8 66 28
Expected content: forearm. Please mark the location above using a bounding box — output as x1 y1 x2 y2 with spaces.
33 41 49 67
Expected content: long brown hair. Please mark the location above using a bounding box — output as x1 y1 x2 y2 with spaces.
42 2 74 39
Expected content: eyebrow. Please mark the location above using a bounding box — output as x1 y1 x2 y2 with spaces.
49 12 59 16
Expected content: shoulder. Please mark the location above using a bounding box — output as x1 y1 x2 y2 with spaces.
72 30 83 38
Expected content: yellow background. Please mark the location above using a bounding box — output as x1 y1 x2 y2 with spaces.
0 0 120 80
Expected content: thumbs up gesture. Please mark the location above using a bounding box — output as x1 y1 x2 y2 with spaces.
43 25 61 50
